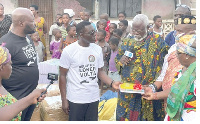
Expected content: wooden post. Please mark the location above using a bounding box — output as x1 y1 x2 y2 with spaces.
95 0 99 19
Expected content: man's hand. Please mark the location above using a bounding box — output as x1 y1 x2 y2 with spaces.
142 86 154 100
112 81 122 92
62 99 69 114
105 52 110 58
119 55 131 65
142 92 154 100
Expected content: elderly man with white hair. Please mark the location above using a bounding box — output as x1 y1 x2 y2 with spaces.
115 14 169 121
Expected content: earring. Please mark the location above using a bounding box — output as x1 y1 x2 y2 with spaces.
186 57 189 60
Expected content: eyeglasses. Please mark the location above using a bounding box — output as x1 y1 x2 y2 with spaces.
176 51 184 55
84 30 96 35
176 4 191 12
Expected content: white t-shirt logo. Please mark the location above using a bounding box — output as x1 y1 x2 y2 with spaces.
88 55 95 62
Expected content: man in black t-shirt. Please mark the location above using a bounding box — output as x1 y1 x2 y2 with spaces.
0 8 39 121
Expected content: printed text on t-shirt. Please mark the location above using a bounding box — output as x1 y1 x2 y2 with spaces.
79 64 97 81
22 44 37 66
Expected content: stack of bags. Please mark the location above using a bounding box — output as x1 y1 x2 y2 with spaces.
31 84 69 121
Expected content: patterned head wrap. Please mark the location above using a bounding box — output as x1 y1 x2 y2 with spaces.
176 34 196 57
174 15 196 25
0 46 11 65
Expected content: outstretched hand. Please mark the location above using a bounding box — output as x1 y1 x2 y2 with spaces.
142 92 154 100
112 81 122 92
142 85 154 100
143 85 153 94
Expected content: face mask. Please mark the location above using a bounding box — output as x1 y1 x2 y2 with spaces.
134 30 147 42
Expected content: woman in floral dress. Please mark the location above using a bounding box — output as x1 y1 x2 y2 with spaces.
0 46 46 121
30 5 48 60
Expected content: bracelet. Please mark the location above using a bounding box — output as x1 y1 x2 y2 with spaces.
152 83 158 91
110 80 114 88
153 92 158 100
148 84 156 93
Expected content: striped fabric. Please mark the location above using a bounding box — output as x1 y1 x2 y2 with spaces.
0 15 12 38
59 25 68 38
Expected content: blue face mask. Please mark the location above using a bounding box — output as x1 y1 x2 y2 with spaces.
173 30 177 38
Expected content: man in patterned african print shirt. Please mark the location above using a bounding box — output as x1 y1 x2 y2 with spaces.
115 14 169 121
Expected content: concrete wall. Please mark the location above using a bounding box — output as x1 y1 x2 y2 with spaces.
76 0 94 13
54 0 85 19
142 0 175 20
181 0 190 6
181 0 196 16
0 0 18 14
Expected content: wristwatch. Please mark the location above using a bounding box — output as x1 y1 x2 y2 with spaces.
110 80 115 88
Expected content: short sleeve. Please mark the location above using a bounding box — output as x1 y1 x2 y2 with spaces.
156 53 169 81
40 41 45 49
41 17 45 24
164 31 175 47
91 23 97 31
49 25 55 35
59 49 71 69
49 42 54 51
98 49 104 68
164 32 171 45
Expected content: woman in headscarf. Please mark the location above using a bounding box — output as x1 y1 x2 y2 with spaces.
0 46 46 121
165 34 196 121
142 15 196 112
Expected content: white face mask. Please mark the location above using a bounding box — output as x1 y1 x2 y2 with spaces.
134 30 148 42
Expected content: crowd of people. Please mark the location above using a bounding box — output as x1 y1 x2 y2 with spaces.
0 3 196 121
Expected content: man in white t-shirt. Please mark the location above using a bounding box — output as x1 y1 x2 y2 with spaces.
59 21 121 121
